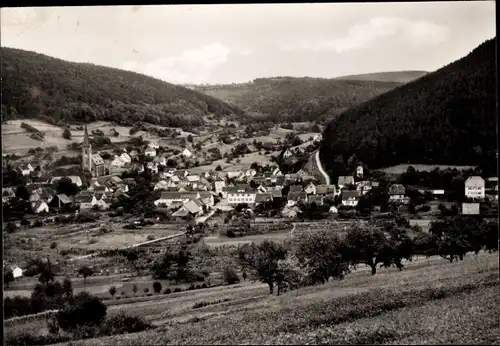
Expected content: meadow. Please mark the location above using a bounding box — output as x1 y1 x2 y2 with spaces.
379 163 478 175
8 251 497 345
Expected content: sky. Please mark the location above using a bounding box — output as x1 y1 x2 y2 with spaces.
1 2 496 85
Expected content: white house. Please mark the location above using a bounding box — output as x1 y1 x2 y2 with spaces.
356 165 364 178
119 152 132 164
153 155 167 166
145 148 157 157
111 156 126 168
356 181 373 195
154 180 169 190
227 185 257 205
272 167 283 176
148 141 160 149
182 148 193 158
313 134 322 143
18 163 35 176
465 176 485 199
388 184 409 204
304 182 317 195
338 176 355 189
10 266 24 279
31 200 49 214
154 191 200 207
341 190 361 207
462 202 480 215
329 206 338 214
214 179 226 194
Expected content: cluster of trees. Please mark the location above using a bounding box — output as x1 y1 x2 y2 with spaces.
1 47 244 128
320 38 496 173
236 217 498 296
195 76 401 124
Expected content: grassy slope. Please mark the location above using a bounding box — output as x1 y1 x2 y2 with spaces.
335 70 428 83
1 47 244 127
320 38 496 171
192 77 403 123
48 252 498 345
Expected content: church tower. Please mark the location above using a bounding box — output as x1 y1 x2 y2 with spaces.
82 124 92 173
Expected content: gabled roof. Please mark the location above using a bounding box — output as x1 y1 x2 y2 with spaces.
289 185 303 193
32 200 47 210
342 190 361 200
92 154 104 165
255 193 273 203
74 194 95 203
184 200 202 214
309 195 324 203
271 189 283 198
172 206 190 217
338 176 355 186
56 194 72 204
465 176 485 186
159 191 199 200
3 187 16 197
315 184 336 195
288 191 307 201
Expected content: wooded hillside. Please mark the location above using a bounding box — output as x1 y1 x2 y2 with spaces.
320 38 497 175
335 70 428 83
193 77 403 123
1 47 244 128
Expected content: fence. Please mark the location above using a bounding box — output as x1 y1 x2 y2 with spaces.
4 309 59 326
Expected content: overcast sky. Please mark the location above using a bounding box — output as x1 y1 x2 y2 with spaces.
1 2 496 85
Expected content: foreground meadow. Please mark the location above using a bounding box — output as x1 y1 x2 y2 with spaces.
41 251 500 346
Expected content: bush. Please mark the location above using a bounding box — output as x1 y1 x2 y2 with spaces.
153 281 162 294
56 292 107 331
50 242 57 249
173 287 182 293
223 266 240 285
201 283 208 289
100 312 153 335
163 288 172 294
147 234 155 241
143 287 149 294
62 128 72 140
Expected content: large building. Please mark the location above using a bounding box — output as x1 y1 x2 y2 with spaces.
465 176 485 199
81 124 105 177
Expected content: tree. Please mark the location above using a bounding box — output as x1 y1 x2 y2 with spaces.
4 268 14 288
56 292 107 331
132 284 138 296
120 249 142 276
109 285 117 298
223 266 240 285
343 224 414 275
152 281 162 294
294 230 350 284
5 221 17 234
62 128 72 140
39 265 55 284
56 177 79 196
237 240 287 295
215 165 222 171
187 134 193 143
62 278 73 300
78 265 94 284
15 185 30 200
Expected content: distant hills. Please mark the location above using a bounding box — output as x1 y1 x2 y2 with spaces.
334 71 428 83
1 47 244 128
320 38 497 175
191 77 404 123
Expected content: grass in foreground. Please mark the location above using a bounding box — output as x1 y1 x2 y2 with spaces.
46 252 499 345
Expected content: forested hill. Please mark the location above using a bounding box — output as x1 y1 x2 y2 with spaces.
1 47 244 128
335 70 428 83
192 77 403 123
320 38 497 175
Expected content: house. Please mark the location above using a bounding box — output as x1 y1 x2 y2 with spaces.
313 134 322 143
342 190 361 207
33 187 56 203
200 192 215 207
245 169 257 177
287 191 308 206
148 141 160 149
120 152 132 164
278 148 294 161
329 206 338 214
11 266 23 279
304 182 317 195
154 180 169 191
356 165 364 178
49 194 73 209
74 194 98 210
227 171 244 180
18 163 34 176
129 150 139 158
462 203 480 215
186 174 201 183
315 184 337 198
388 184 409 204
145 148 157 157
214 179 226 194
272 167 283 176
51 176 83 187
227 184 257 205
31 200 49 214
296 169 310 177
182 148 193 158
146 162 159 174
255 193 274 205
465 176 485 199
289 185 304 193
91 154 106 177
271 189 283 199
308 195 324 206
281 205 301 218
153 155 167 166
356 181 373 195
95 194 111 210
338 176 355 189
111 156 126 168
154 191 200 207
2 187 16 203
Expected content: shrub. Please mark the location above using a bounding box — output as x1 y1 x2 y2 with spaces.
195 284 201 289
163 288 172 294
153 281 162 294
143 287 149 294
101 312 153 335
188 284 195 290
56 292 107 331
223 266 240 285
147 234 155 241
201 283 208 289
173 287 182 293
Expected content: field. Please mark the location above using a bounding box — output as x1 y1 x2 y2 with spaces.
379 164 478 175
26 251 498 345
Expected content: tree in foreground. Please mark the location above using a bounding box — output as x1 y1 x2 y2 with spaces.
237 240 288 295
294 230 350 284
56 292 107 332
343 223 414 275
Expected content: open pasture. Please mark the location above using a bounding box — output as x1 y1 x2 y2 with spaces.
45 251 499 345
379 163 478 175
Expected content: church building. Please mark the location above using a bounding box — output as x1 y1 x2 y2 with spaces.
82 125 106 177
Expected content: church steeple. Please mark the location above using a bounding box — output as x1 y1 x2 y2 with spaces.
83 124 90 147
